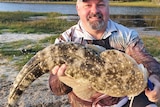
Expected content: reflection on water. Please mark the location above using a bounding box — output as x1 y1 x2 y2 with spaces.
63 15 160 31
110 6 160 15
110 15 160 31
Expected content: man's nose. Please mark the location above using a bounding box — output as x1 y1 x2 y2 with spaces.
90 5 99 14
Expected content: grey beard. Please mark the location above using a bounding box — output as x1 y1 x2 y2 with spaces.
89 20 105 30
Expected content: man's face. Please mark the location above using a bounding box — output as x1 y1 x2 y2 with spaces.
76 0 109 31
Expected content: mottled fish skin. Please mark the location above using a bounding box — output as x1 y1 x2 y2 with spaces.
7 42 147 107
7 42 103 107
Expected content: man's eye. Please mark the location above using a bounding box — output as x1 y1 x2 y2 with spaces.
84 4 91 8
98 4 105 7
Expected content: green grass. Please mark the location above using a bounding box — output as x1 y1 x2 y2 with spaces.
0 11 159 68
0 12 76 34
0 35 58 70
0 35 160 70
141 36 160 58
0 11 77 69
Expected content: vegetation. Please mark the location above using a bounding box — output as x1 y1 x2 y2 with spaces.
0 11 160 69
0 35 160 70
142 36 160 59
0 35 58 69
0 0 159 2
0 11 76 69
0 12 77 34
0 12 159 34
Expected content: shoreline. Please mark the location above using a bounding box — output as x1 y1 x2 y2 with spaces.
132 27 160 37
0 27 160 43
0 33 55 43
0 33 70 107
0 1 160 8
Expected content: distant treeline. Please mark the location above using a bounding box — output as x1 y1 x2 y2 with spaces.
1 0 158 2
1 0 160 4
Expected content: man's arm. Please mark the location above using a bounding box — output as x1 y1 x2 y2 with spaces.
125 37 160 80
125 37 160 102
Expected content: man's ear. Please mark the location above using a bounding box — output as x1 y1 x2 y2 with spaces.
76 5 80 16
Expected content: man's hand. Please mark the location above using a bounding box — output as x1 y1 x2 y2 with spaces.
145 75 160 102
51 64 67 76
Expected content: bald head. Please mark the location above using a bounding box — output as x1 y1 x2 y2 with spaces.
77 0 108 2
77 0 82 1
76 0 108 5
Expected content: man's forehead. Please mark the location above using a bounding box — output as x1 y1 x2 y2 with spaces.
77 0 83 1
77 0 104 2
77 0 87 2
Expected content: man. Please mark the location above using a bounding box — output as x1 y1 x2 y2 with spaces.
49 0 160 107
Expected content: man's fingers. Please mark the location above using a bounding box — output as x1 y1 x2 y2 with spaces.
145 85 159 102
57 64 66 76
52 65 60 75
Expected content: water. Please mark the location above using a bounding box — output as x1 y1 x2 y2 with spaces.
110 6 160 15
0 2 160 15
0 2 77 14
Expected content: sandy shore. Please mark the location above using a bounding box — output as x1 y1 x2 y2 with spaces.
0 33 70 107
0 56 68 107
0 33 55 43
0 62 70 107
0 28 160 43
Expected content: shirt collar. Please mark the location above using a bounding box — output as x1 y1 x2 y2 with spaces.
102 19 117 39
78 19 117 40
106 19 117 33
78 21 96 40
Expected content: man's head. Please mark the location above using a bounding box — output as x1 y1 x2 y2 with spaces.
76 0 109 31
76 0 85 2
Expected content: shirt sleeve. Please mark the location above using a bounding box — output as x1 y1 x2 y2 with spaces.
125 36 160 80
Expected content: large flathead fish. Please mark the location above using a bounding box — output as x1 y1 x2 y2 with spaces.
7 42 148 107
